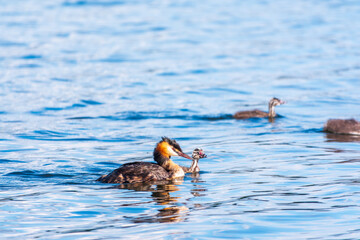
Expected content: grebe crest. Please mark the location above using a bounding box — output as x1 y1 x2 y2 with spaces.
154 137 191 166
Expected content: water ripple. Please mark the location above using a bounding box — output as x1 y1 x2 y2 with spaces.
62 0 127 7
1 0 360 239
68 112 234 121
5 170 73 179
30 100 103 115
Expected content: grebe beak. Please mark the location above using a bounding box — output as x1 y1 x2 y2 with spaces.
174 149 192 160
198 149 207 158
280 100 286 104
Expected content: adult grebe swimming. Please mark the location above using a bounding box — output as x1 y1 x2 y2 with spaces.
324 119 360 135
97 137 204 183
234 97 285 119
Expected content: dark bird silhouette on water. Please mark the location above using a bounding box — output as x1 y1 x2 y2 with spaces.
324 119 360 135
234 97 285 120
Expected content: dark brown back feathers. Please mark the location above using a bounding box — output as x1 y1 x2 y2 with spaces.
97 162 170 183
233 110 269 119
324 119 360 135
161 136 182 152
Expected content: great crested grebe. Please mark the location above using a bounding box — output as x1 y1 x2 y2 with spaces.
181 148 206 173
234 97 285 119
324 119 360 135
97 137 199 184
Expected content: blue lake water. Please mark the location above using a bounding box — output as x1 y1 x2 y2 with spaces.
1 0 360 239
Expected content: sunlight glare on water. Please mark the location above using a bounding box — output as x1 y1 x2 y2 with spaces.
1 0 360 239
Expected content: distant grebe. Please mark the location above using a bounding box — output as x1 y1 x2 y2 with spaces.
97 137 196 184
234 97 285 119
324 119 360 135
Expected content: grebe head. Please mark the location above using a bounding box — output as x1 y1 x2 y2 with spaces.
269 97 285 107
155 137 192 160
267 97 285 118
192 148 207 160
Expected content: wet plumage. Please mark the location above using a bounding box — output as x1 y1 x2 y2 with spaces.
324 119 360 135
97 137 198 184
234 97 285 119
97 162 170 183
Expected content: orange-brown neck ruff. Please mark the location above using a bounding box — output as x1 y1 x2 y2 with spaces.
153 141 173 166
153 141 185 178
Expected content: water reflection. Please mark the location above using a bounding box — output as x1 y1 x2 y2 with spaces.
132 205 189 223
116 174 206 223
268 117 276 123
336 158 360 164
325 133 360 143
189 172 208 197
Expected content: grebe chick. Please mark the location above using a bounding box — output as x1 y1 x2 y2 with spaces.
234 97 285 119
324 119 360 135
181 148 207 173
97 137 192 184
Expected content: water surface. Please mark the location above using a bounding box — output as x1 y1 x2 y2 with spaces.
1 0 360 239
